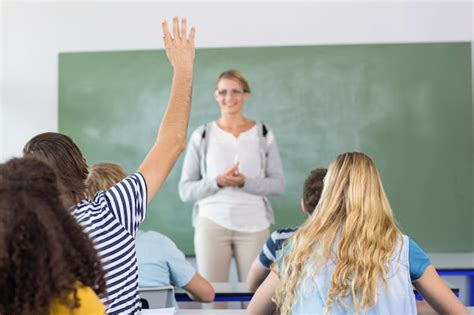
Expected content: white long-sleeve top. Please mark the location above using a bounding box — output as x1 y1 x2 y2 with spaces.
179 121 286 230
198 122 268 232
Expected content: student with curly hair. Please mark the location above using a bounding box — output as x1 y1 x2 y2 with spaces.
248 152 467 315
246 168 327 291
0 157 106 315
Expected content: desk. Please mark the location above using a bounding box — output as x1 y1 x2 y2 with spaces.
431 252 474 306
175 281 460 304
145 307 474 315
175 282 253 302
177 311 246 315
143 310 246 315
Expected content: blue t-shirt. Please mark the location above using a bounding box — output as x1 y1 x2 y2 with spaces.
408 237 432 281
261 228 431 281
136 230 196 288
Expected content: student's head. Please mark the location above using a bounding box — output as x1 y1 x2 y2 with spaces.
214 69 250 115
86 162 128 199
301 168 327 214
275 152 400 314
23 132 88 208
0 157 106 315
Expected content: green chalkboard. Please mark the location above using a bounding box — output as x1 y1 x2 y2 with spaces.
59 43 473 255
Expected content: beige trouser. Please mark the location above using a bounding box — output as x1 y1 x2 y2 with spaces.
194 216 269 308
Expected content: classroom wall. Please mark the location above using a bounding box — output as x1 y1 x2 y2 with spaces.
1 1 472 162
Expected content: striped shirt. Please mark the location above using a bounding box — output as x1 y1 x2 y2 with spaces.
72 173 147 314
258 227 298 270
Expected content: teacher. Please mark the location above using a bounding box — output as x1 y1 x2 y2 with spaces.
179 69 285 290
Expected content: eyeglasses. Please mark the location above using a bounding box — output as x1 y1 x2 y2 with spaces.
216 89 245 97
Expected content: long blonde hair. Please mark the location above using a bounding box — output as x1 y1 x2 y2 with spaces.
274 152 401 314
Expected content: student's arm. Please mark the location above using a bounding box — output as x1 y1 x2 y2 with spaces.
138 17 196 204
416 300 438 315
247 271 279 315
247 257 271 291
413 265 468 315
183 272 215 303
161 235 214 302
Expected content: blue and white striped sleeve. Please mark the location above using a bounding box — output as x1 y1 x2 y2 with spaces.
258 231 278 270
104 172 148 237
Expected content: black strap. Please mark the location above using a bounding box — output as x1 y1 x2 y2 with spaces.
201 124 207 139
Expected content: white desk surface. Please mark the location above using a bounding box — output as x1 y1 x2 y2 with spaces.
177 310 246 315
175 282 251 294
146 307 474 314
143 310 245 315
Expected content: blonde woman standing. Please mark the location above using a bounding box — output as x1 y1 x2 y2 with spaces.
248 152 467 315
179 70 285 298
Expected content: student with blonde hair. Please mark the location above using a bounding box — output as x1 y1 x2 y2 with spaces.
85 162 128 199
87 162 215 304
247 152 467 315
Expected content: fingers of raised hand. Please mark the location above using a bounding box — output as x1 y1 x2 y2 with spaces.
162 17 194 43
189 27 196 44
181 18 187 40
172 16 180 40
162 20 171 42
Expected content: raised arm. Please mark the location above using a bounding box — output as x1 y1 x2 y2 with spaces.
413 265 468 315
138 17 196 204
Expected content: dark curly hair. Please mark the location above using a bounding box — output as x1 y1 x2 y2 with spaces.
23 132 89 208
302 168 327 214
0 157 106 315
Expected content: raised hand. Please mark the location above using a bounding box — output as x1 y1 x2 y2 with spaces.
162 17 196 70
138 17 196 204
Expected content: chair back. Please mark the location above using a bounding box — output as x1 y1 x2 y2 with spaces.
139 286 175 309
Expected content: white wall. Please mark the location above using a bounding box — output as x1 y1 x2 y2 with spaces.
1 1 472 161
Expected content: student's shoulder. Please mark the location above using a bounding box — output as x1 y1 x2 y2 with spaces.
99 172 146 199
72 192 107 216
140 230 179 249
271 227 298 240
139 230 167 241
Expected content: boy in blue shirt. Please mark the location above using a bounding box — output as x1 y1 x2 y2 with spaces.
246 168 327 291
86 162 215 303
